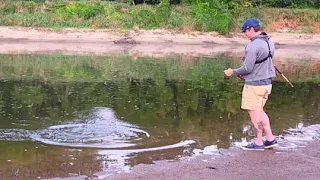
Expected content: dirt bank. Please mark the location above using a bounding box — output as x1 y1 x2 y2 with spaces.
1 27 320 62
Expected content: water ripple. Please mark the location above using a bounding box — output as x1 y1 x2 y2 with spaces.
30 107 150 148
0 107 152 149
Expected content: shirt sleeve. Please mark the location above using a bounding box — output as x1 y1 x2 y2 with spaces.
233 44 257 76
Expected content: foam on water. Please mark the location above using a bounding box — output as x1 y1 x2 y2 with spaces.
94 140 196 178
277 124 320 149
0 129 31 141
97 140 195 155
234 123 320 150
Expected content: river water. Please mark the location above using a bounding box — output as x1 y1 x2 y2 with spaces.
0 54 319 179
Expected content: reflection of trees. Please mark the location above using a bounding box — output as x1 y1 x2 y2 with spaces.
269 81 320 131
165 79 180 127
0 54 319 179
0 54 319 83
0 55 318 141
0 79 318 147
0 54 318 130
273 59 320 82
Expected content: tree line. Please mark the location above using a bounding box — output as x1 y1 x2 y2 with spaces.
121 0 319 8
5 0 320 8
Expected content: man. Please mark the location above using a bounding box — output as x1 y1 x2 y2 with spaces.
224 18 278 151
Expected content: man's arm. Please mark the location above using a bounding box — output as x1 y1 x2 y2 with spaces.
233 45 257 76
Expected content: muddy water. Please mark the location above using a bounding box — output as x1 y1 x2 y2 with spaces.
0 54 319 179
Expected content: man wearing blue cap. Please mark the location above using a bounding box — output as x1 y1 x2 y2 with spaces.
224 18 278 151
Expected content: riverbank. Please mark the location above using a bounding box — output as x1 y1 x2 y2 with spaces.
109 140 320 180
1 26 320 62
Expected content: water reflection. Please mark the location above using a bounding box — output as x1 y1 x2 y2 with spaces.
0 54 319 179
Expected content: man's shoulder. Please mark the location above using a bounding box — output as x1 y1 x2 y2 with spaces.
246 41 259 50
251 37 274 46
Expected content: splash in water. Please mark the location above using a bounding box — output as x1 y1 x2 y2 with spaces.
29 107 150 148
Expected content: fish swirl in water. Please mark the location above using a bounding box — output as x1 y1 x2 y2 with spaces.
29 107 150 148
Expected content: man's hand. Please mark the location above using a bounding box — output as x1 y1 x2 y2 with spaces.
224 68 234 77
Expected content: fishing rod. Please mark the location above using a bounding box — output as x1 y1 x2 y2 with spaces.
214 0 294 88
274 66 294 87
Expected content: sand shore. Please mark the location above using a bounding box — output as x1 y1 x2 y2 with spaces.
1 27 320 61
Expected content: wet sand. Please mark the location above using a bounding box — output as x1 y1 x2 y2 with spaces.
1 26 320 180
109 141 320 180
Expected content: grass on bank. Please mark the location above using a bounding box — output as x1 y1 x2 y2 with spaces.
0 0 320 34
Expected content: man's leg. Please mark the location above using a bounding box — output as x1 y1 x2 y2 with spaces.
248 110 264 145
260 110 275 141
248 110 275 144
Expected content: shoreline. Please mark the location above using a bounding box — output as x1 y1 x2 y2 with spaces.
1 27 320 61
109 124 320 180
109 140 320 180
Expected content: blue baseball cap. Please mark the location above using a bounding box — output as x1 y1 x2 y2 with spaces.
241 18 261 32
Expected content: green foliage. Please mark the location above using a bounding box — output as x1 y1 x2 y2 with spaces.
167 10 192 29
250 0 320 8
155 0 171 26
1 4 16 14
133 9 157 29
191 0 233 34
0 0 319 33
56 2 104 20
26 1 35 13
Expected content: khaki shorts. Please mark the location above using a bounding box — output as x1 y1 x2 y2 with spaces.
241 84 272 110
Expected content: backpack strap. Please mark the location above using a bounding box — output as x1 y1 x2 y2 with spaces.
255 38 273 64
